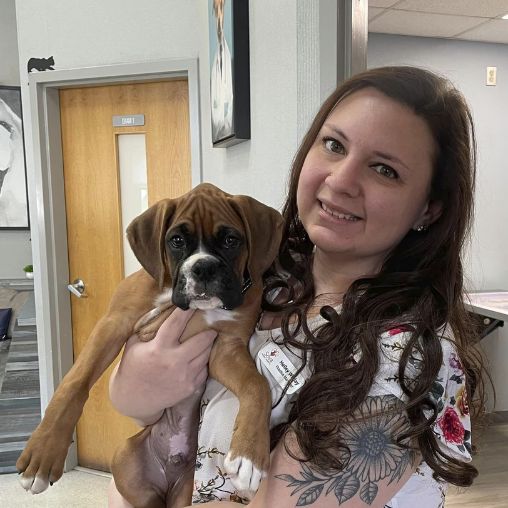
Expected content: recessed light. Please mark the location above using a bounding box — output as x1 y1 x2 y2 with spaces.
502 13 508 19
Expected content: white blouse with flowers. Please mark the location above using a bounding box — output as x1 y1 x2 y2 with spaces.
191 311 472 507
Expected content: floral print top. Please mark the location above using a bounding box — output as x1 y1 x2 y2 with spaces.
373 325 472 463
192 314 472 507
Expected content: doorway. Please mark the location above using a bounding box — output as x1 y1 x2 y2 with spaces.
60 79 190 470
27 59 201 470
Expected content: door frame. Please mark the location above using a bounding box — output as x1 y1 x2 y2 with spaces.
28 59 202 469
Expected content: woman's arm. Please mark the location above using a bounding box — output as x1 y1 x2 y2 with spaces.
187 394 421 508
256 394 420 507
109 308 216 426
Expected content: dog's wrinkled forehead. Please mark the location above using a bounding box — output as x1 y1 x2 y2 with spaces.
169 190 245 239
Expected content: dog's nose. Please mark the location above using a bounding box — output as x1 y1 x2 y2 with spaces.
191 259 218 281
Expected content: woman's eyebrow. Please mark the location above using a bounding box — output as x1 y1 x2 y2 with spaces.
372 150 410 171
322 124 349 142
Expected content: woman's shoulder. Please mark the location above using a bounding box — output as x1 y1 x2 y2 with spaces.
369 322 463 397
378 322 458 356
371 322 472 461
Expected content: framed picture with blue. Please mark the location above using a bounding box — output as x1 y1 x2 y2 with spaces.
0 85 29 229
209 0 251 147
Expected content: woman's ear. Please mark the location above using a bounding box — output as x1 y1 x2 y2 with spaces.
413 199 443 229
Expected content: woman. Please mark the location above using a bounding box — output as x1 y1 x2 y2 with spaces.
110 66 484 507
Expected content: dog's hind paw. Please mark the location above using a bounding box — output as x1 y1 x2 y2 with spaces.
19 473 51 494
224 452 266 500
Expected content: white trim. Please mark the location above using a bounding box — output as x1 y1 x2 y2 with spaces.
337 0 368 82
74 466 112 478
28 59 202 470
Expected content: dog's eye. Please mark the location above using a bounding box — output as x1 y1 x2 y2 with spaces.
224 235 240 249
169 235 185 249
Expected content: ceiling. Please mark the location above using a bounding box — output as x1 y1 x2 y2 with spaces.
369 0 508 44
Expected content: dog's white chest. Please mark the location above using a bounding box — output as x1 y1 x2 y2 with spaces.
154 289 237 326
202 308 238 326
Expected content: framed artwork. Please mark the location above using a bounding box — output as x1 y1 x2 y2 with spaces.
0 86 29 229
209 0 251 147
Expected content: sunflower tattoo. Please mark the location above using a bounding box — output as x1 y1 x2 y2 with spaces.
275 395 418 505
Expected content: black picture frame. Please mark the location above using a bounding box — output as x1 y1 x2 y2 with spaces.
0 85 29 230
209 0 251 147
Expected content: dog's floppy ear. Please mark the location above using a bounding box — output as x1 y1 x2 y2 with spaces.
126 199 177 288
228 195 284 282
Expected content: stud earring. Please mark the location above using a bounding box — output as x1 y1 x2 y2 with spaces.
414 224 428 232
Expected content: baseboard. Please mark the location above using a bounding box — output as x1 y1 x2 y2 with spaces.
74 466 112 478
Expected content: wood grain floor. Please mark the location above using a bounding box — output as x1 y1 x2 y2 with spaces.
445 417 508 507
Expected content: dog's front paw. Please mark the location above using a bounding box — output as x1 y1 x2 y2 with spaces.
16 424 72 494
19 472 51 494
224 452 267 500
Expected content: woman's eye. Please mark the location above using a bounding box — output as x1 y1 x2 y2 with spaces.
169 235 185 248
323 137 345 154
373 164 398 179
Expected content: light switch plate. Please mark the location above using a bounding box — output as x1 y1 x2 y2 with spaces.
487 66 497 86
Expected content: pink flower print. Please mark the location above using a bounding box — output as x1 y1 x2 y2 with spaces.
449 353 464 374
437 407 465 444
386 324 413 336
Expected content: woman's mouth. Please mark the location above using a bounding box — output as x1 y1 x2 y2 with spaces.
320 201 361 222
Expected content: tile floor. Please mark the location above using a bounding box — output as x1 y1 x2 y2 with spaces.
0 468 111 507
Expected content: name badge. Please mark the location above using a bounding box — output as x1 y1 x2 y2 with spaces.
258 342 306 395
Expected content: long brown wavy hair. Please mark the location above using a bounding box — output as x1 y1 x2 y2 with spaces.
264 66 487 487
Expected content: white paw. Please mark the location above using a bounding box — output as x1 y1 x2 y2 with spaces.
224 452 266 500
19 474 50 494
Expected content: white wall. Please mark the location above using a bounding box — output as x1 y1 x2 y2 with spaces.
15 0 311 212
368 33 508 410
15 0 339 411
0 0 20 85
0 0 32 278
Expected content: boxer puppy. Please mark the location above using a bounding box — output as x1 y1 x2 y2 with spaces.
16 183 284 507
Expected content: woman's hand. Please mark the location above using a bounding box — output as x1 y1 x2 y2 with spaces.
109 308 217 426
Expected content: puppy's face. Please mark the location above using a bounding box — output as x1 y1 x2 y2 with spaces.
127 183 284 312
165 221 248 311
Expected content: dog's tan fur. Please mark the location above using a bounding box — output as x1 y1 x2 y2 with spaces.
17 183 284 507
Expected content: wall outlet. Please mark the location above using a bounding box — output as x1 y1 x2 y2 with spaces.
487 66 497 86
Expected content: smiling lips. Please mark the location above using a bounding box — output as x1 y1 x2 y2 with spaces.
320 201 361 222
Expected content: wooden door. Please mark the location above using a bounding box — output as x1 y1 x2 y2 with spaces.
59 80 191 471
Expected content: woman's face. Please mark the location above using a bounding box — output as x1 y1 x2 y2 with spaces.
297 88 441 272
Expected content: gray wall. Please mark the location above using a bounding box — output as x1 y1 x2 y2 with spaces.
369 33 508 410
0 0 32 278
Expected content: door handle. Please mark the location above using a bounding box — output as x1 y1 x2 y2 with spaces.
67 278 87 298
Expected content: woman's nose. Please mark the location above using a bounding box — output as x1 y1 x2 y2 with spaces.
325 156 362 198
